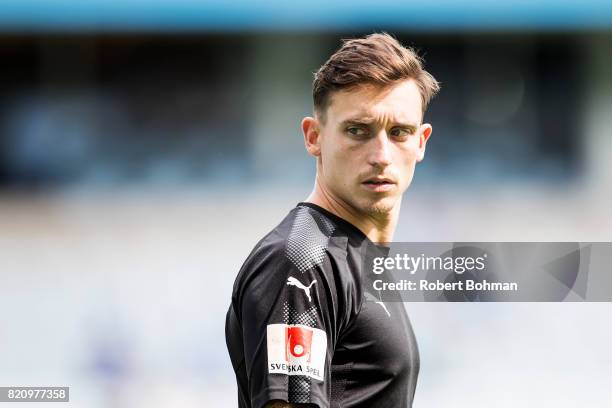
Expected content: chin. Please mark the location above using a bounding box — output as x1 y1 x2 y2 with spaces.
360 196 398 215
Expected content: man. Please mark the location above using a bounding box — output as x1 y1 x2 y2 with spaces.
226 33 439 408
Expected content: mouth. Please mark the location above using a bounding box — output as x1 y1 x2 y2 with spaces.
361 177 396 192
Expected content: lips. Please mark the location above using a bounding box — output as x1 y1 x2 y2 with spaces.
363 178 394 185
361 177 396 192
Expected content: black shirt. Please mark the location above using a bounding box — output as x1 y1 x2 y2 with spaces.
225 202 419 408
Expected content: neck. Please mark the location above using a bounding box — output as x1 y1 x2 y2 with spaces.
305 177 400 243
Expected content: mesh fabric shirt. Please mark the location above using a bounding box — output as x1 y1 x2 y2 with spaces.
225 202 419 408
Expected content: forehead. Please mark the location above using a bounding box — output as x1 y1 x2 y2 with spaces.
326 80 422 124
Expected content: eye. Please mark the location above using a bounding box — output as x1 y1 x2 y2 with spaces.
346 126 369 138
389 128 412 140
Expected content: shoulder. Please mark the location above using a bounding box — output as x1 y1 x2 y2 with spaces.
239 205 340 275
230 205 369 334
231 205 359 302
284 204 337 272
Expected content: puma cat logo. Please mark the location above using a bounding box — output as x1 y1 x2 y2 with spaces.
286 276 317 302
364 292 391 317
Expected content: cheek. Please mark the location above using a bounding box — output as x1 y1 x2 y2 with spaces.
394 144 419 180
325 138 355 170
321 140 351 187
396 142 419 164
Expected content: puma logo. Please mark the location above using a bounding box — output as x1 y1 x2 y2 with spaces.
286 276 317 302
364 292 391 317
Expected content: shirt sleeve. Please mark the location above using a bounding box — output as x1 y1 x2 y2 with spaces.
235 239 356 408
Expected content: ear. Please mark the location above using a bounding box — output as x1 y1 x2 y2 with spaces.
302 116 321 157
416 123 432 162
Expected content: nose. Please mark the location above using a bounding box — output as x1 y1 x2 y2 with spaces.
368 131 392 168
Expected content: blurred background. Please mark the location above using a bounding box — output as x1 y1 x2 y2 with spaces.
1 1 612 407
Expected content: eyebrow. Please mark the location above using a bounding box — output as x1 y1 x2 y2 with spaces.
340 118 419 132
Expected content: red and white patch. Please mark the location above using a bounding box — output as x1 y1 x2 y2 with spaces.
267 324 327 381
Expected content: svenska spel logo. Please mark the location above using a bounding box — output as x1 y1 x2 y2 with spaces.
267 324 327 381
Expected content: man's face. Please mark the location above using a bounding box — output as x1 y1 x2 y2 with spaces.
311 79 432 216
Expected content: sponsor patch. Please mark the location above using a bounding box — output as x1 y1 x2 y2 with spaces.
267 324 327 381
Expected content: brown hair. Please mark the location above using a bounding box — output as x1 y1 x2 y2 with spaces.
313 32 440 122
